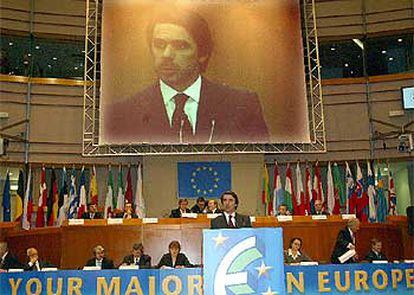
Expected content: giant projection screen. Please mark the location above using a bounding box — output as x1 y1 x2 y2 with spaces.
99 0 311 146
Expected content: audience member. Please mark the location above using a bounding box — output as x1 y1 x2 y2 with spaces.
191 197 206 213
116 202 138 219
331 218 360 264
276 204 291 216
157 241 193 269
211 191 251 229
121 243 151 269
84 245 115 269
364 238 388 262
81 203 103 219
24 248 52 271
170 199 191 218
0 242 22 271
312 200 329 215
284 237 312 264
205 199 222 214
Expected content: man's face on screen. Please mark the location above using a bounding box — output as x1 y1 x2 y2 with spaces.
151 23 202 90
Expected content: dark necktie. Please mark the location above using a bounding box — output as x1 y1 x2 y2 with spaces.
172 94 193 142
228 215 235 228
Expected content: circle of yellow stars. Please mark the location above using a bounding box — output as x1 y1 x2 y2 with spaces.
190 166 220 195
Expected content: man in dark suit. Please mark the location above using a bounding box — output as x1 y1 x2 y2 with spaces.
103 9 268 144
364 238 387 262
191 197 206 213
84 245 115 269
331 218 360 264
211 191 252 229
24 248 52 271
115 202 138 219
0 242 22 271
170 198 191 218
312 200 330 216
81 203 103 219
121 243 151 269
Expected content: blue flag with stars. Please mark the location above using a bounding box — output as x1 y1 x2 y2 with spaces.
177 162 231 198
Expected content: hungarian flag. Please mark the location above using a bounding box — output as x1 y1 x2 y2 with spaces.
116 166 125 211
2 171 11 222
261 163 272 215
388 167 397 216
295 163 305 215
104 166 114 218
345 161 357 214
355 161 369 222
304 165 312 215
57 167 69 226
367 161 377 222
14 170 24 221
77 167 87 218
376 168 388 222
89 166 98 205
284 164 296 214
272 163 284 214
22 168 33 230
125 166 133 205
333 162 346 213
35 166 47 227
47 168 59 226
134 163 146 218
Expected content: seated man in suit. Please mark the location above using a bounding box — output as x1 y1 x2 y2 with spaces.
116 202 138 219
84 245 115 269
170 198 191 218
103 9 268 144
206 199 222 214
312 200 330 216
364 238 387 262
81 203 103 219
276 204 291 216
157 241 193 269
24 248 52 271
0 242 22 271
211 191 251 229
120 243 151 269
190 197 206 213
331 218 360 264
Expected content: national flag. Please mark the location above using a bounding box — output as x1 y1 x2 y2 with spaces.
304 165 312 215
376 168 388 222
295 163 305 215
2 171 11 222
125 166 133 205
35 166 47 227
47 169 58 226
68 168 78 219
262 163 272 215
345 161 357 214
284 164 296 214
22 167 33 230
134 163 146 218
388 166 397 216
355 161 369 222
367 161 377 222
89 166 98 205
116 166 125 211
326 162 335 214
14 170 24 221
77 167 87 218
57 167 69 226
272 163 284 215
313 162 324 204
332 162 346 213
104 166 114 218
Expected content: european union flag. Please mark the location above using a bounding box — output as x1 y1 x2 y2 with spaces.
178 162 231 198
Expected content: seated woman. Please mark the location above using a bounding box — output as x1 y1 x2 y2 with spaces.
157 241 193 269
364 238 388 262
284 237 312 264
205 199 222 214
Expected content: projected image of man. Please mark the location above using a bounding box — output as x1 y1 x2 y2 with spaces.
104 9 269 144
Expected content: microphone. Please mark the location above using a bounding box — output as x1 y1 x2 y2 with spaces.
208 119 215 143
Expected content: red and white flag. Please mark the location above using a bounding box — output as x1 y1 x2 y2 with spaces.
35 166 47 227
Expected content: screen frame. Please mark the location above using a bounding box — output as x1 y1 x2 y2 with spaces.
401 86 414 110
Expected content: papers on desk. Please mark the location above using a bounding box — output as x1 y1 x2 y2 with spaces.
341 214 357 220
250 216 256 223
372 260 388 264
299 261 319 266
68 219 84 225
107 218 123 225
8 269 23 272
83 266 101 271
119 265 139 270
41 267 58 271
404 259 414 263
277 215 293 222
181 213 198 218
338 249 356 263
311 215 327 220
206 213 221 219
142 218 158 224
